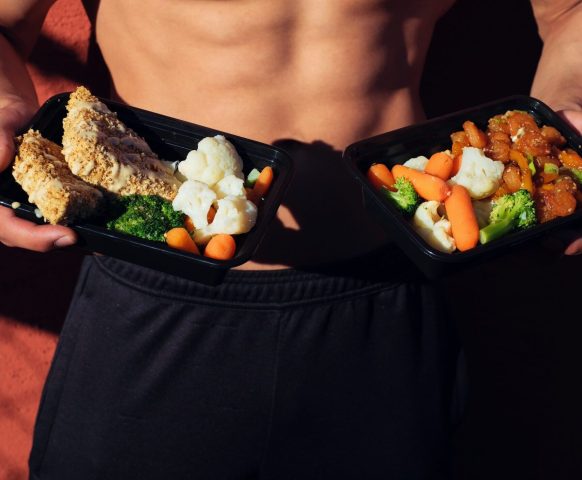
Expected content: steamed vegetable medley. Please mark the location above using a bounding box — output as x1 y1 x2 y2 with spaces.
367 110 582 253
107 135 274 260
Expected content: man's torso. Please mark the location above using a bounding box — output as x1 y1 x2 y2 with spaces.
85 0 455 268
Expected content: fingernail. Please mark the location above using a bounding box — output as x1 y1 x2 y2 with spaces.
54 236 75 248
564 247 582 256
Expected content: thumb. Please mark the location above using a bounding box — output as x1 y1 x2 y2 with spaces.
0 127 17 173
565 237 582 256
0 98 37 171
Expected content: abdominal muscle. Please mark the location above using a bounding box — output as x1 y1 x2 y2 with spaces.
91 0 452 269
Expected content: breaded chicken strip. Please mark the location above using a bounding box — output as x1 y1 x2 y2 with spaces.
62 86 180 201
13 129 103 225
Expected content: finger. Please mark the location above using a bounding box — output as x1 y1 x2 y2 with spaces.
556 110 582 135
0 100 37 171
0 206 77 252
0 127 16 172
564 238 582 256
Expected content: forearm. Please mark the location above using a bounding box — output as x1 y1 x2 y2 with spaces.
530 2 582 111
0 0 58 110
0 32 38 111
531 1 582 255
0 2 76 251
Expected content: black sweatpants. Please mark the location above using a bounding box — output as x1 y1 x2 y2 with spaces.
29 247 462 480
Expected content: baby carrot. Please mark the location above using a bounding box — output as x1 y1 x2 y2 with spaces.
444 185 479 252
451 154 463 177
253 166 274 200
367 163 395 191
392 164 450 202
207 206 216 224
425 151 453 180
184 215 195 233
204 234 236 260
165 227 200 254
184 207 216 232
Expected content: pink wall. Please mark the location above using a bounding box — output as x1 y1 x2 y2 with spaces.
27 0 108 104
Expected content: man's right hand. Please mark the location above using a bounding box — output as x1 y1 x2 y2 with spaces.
0 95 77 252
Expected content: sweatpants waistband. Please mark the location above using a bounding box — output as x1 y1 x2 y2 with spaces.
92 245 424 308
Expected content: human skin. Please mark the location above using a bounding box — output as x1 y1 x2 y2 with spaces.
529 0 582 255
0 0 581 268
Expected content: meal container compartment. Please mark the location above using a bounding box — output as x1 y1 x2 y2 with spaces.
0 93 294 285
343 95 582 278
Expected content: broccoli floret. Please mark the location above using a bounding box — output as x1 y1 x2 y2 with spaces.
106 194 184 242
382 177 420 217
479 189 537 244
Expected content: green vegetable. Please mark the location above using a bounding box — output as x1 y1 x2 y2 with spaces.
568 168 582 184
245 168 261 188
543 163 559 174
526 153 536 175
106 194 184 242
528 160 536 176
382 177 420 217
479 189 537 244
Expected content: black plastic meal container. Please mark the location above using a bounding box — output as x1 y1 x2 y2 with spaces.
0 92 293 285
343 95 582 278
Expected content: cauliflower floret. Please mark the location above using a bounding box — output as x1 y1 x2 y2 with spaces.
412 200 442 229
412 200 456 253
172 180 217 229
427 218 456 253
472 198 493 229
448 147 504 199
403 155 429 171
194 195 257 245
178 135 244 186
213 174 246 199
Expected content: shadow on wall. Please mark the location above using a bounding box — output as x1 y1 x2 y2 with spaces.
0 0 109 333
0 246 86 332
29 32 109 99
27 0 110 104
421 0 542 117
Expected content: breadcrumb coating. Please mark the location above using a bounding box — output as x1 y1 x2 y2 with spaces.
13 129 103 225
62 86 180 201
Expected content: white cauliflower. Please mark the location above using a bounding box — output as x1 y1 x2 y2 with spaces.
448 147 504 199
178 135 244 186
194 195 257 245
413 200 442 230
412 200 456 253
213 174 246 199
472 198 493 229
403 155 429 171
172 180 216 229
428 219 456 253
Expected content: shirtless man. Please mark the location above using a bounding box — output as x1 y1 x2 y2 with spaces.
0 1 581 479
1 1 581 260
